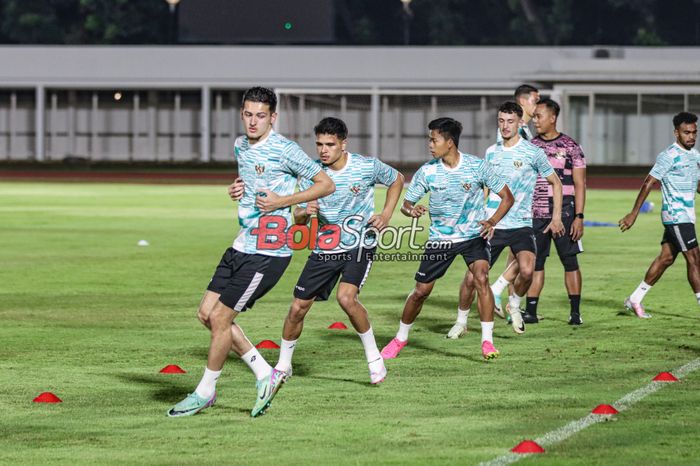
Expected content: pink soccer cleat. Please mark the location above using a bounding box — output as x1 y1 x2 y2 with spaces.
481 340 500 360
380 338 407 359
624 298 652 319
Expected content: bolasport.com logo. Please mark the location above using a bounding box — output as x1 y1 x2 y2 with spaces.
249 214 451 261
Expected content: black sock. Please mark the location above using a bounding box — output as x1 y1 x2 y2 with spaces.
569 295 581 315
525 297 539 315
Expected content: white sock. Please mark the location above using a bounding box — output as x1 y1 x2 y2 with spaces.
275 339 297 373
491 276 510 296
480 321 494 343
508 294 522 312
695 292 700 305
630 281 652 304
395 321 413 342
241 348 271 381
456 308 470 326
194 367 221 399
358 327 382 363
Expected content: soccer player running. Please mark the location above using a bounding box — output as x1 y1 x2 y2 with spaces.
524 98 587 325
261 117 403 406
448 85 540 336
450 102 564 337
619 112 700 318
167 87 334 418
380 117 514 361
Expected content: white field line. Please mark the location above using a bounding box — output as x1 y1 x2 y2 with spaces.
480 358 700 466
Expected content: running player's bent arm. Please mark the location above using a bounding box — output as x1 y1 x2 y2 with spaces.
619 175 660 232
401 200 427 218
487 185 514 225
257 171 335 212
373 172 405 228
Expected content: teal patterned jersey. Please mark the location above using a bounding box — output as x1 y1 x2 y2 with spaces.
485 138 554 229
649 143 700 225
405 152 506 243
298 153 398 253
233 130 321 257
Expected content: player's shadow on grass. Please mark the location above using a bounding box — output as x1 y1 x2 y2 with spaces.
115 373 193 402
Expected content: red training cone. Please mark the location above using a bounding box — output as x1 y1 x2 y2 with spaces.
33 392 62 403
328 322 348 330
653 372 678 382
255 340 280 349
592 404 619 415
160 364 186 374
511 440 545 454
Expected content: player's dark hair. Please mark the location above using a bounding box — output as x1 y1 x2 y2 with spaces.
428 117 462 148
537 98 560 117
673 112 698 129
514 84 538 101
498 101 523 119
241 86 277 113
314 117 348 140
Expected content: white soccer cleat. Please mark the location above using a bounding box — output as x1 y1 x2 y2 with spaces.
446 322 468 339
508 306 525 334
493 293 506 319
369 358 387 385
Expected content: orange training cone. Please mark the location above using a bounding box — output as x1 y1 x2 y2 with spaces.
160 364 186 374
653 372 678 382
511 440 545 454
592 404 619 415
255 340 280 349
328 322 348 330
33 392 62 403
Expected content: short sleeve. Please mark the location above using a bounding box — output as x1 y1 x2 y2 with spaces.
282 143 322 180
373 158 399 186
571 141 586 168
404 167 428 204
534 148 554 177
649 151 672 180
480 160 506 194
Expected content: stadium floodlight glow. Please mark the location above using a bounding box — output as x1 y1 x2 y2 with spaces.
113 92 122 101
165 0 181 13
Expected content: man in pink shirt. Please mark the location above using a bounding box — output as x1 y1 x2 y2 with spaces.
526 98 587 325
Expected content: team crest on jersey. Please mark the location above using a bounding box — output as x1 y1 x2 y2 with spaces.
513 160 523 169
255 164 265 175
555 150 566 159
349 183 362 195
462 182 472 191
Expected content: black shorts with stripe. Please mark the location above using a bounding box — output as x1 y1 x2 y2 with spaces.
488 227 537 267
294 246 376 301
661 223 698 252
414 237 490 283
207 247 292 312
533 201 583 271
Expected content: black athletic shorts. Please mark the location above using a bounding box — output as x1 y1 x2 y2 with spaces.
415 237 490 283
294 246 376 301
661 223 698 252
207 247 291 312
534 200 583 270
488 227 537 267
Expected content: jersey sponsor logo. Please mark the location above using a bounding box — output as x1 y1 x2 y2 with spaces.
255 164 266 175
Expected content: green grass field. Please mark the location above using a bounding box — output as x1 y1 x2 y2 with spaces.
1 182 699 465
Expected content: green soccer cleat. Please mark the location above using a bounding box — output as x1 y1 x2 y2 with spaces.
251 369 287 418
167 392 216 417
